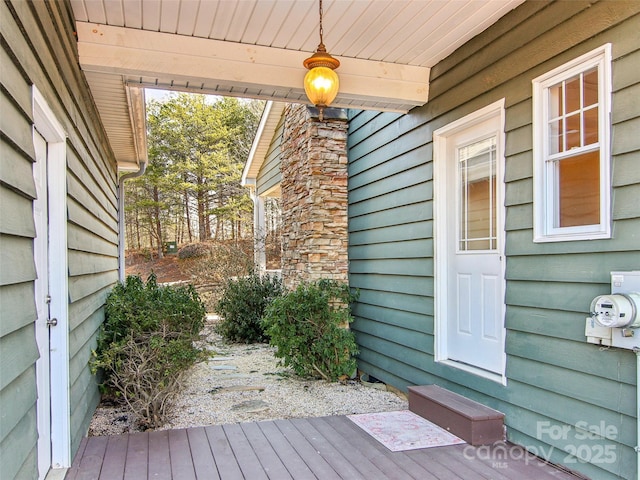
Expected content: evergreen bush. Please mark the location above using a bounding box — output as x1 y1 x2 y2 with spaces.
91 273 206 428
262 279 359 381
215 272 284 343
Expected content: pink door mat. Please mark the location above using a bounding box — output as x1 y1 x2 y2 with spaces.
347 410 465 452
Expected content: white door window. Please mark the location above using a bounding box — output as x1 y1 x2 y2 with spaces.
458 136 497 252
434 100 506 384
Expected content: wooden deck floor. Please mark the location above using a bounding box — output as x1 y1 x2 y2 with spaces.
65 415 580 479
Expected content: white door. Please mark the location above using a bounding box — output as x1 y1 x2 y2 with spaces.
434 101 506 381
34 130 52 479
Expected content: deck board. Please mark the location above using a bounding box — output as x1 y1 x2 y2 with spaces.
290 417 365 479
186 427 220 480
323 415 436 479
123 432 148 480
65 437 86 480
441 445 511 479
148 429 171 479
168 428 197 480
309 417 388 479
273 418 340 479
406 445 476 479
222 424 269 480
100 434 129 479
65 415 581 480
256 420 315 478
238 422 293 480
75 435 108 480
204 426 244 480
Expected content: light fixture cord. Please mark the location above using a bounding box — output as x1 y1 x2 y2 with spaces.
318 0 324 46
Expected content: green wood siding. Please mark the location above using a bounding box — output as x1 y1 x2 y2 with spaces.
256 114 284 196
0 1 118 478
347 2 640 479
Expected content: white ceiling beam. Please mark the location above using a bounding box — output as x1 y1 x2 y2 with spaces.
76 22 430 112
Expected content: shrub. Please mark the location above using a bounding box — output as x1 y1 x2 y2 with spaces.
180 241 254 286
262 279 359 381
215 272 284 343
177 242 211 260
92 273 206 428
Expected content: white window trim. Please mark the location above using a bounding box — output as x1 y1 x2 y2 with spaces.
532 44 612 242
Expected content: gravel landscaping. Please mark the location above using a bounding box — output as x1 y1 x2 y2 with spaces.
89 315 408 436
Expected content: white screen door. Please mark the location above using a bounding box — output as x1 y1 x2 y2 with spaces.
434 101 506 382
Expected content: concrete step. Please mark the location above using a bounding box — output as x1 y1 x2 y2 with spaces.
408 384 504 445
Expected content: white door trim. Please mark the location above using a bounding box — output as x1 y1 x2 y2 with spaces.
433 99 507 385
33 127 51 480
33 87 71 470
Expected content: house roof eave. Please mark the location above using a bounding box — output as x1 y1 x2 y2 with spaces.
242 101 286 188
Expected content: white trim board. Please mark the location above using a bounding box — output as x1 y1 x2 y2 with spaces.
33 86 71 471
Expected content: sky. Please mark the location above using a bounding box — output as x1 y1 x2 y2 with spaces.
144 88 175 103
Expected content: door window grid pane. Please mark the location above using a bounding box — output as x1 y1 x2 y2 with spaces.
458 137 497 251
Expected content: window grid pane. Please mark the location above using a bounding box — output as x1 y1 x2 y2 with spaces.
547 67 599 156
553 150 601 228
545 65 601 230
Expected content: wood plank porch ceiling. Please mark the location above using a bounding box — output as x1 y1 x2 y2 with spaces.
69 0 525 169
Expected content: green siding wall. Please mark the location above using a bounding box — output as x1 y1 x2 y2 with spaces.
348 2 640 480
256 114 284 196
0 1 118 478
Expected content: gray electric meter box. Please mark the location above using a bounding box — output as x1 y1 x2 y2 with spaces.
587 271 640 350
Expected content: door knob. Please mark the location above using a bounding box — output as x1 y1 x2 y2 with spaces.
47 318 58 327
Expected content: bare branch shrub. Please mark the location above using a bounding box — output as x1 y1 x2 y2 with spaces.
180 241 253 284
179 240 254 309
96 331 195 428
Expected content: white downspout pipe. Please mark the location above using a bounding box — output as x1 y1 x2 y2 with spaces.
118 162 147 282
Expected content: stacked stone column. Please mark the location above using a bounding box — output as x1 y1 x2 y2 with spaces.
280 105 348 290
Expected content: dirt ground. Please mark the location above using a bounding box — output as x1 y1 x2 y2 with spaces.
125 253 220 311
125 254 191 283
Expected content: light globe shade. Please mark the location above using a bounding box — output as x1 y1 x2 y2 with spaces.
304 66 339 107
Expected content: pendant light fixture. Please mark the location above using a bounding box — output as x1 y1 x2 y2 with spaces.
303 0 340 121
